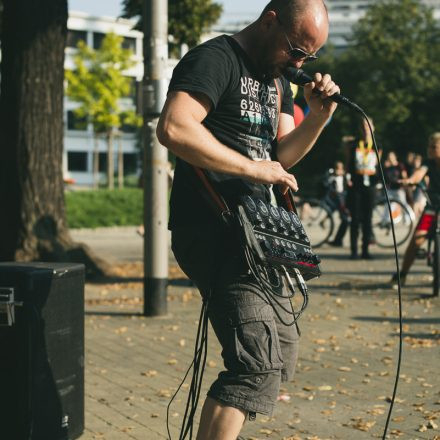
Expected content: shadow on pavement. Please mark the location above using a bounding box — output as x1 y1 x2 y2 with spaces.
394 332 440 340
169 278 194 287
353 316 440 324
85 311 143 317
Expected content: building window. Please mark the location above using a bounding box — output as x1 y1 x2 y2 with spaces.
67 30 87 48
123 153 140 174
122 37 137 54
120 123 137 134
93 32 106 49
68 152 88 172
98 152 108 173
67 110 87 131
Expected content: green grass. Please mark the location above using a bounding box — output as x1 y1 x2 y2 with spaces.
65 188 143 229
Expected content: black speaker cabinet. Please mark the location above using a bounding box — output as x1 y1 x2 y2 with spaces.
0 263 85 440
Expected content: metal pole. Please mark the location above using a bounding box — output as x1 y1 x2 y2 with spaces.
143 0 169 316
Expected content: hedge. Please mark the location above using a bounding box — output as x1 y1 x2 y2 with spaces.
65 188 143 229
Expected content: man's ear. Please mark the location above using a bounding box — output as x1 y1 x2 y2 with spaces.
260 10 277 31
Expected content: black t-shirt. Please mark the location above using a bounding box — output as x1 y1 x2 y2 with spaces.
167 35 294 229
384 164 404 190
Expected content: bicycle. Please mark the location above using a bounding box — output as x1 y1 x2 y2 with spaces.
297 190 415 249
296 196 334 248
428 209 440 297
371 186 415 248
412 184 440 297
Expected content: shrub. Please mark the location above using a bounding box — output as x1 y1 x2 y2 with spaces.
65 188 143 228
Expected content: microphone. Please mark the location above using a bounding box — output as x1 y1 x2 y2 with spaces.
283 67 359 109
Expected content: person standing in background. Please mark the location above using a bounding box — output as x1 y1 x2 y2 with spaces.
391 133 440 287
346 118 379 259
403 151 416 209
383 150 411 223
328 161 350 247
412 154 428 219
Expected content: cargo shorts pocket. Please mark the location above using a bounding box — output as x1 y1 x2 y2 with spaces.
227 303 284 373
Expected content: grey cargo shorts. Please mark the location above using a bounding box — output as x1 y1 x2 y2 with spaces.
171 227 300 416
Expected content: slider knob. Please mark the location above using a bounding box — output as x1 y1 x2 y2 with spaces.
261 239 272 253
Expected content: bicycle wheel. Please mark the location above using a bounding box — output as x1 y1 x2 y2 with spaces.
297 198 334 248
433 233 440 297
372 199 414 248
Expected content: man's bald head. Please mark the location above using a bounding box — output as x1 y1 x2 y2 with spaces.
260 0 328 28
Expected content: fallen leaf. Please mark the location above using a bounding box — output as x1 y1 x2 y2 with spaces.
338 366 351 372
351 419 376 432
157 389 171 397
318 385 332 391
428 420 439 429
418 424 428 432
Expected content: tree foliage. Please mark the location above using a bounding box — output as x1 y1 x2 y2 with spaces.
296 0 440 191
65 33 142 188
121 0 222 51
66 32 141 133
334 0 440 153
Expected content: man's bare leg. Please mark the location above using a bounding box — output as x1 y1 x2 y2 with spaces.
401 231 427 274
196 396 247 440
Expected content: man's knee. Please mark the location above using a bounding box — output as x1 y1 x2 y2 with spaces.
207 369 282 417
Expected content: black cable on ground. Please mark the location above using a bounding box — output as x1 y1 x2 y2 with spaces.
353 109 404 440
166 295 210 440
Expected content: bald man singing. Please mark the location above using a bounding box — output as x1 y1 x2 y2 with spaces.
157 1 340 438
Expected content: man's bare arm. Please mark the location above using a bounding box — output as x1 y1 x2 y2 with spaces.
157 90 298 191
277 112 329 169
276 73 340 170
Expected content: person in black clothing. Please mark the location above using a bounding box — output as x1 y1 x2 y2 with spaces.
383 150 411 222
384 151 407 193
327 161 350 246
391 132 440 287
157 0 341 438
346 118 379 259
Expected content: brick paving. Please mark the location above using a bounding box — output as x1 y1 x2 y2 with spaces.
72 228 440 440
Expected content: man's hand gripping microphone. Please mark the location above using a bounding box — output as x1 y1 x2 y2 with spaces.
283 67 362 112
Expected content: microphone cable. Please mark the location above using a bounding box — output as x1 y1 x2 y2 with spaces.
286 66 404 438
347 109 404 440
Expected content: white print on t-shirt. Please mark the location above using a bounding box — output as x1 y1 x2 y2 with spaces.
239 76 279 160
354 142 377 176
240 134 272 161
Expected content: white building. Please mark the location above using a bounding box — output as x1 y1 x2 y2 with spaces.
64 12 145 186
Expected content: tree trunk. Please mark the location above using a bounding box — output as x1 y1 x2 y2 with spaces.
93 133 100 189
118 132 124 189
0 0 110 278
107 130 114 189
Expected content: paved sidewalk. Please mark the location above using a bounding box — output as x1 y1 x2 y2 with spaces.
72 228 440 440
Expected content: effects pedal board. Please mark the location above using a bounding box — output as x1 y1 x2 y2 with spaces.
238 195 321 280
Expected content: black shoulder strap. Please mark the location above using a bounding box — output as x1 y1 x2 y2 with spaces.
189 166 233 225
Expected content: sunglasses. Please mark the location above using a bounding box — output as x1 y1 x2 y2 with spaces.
276 16 318 63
